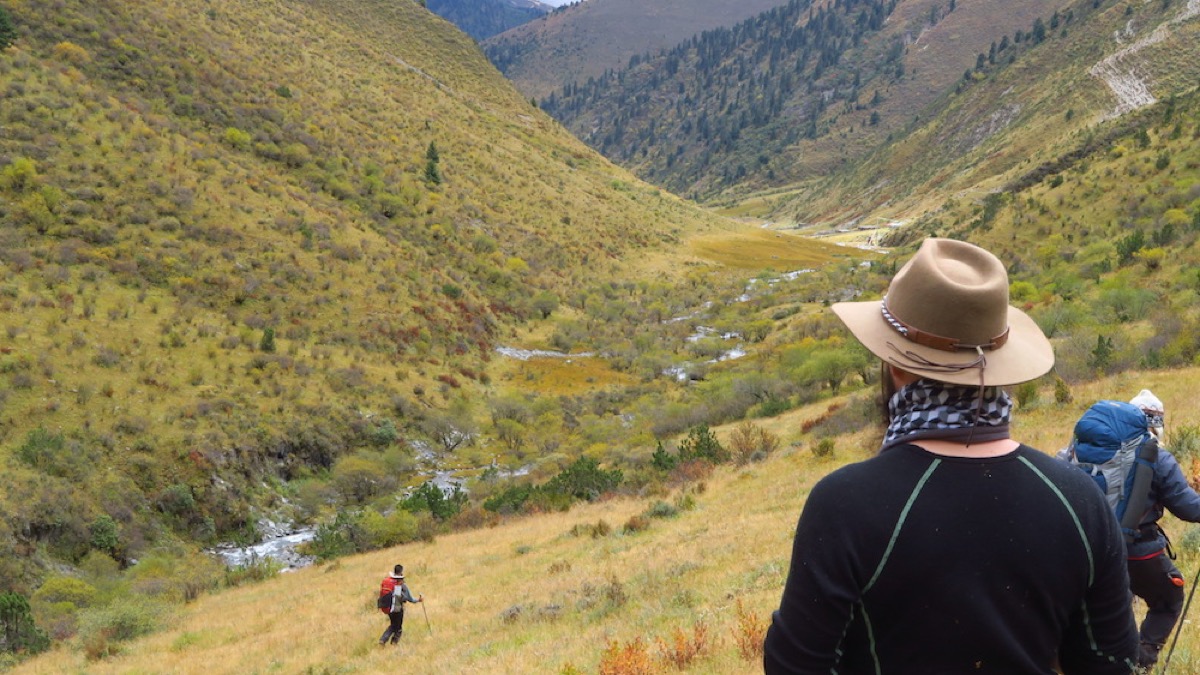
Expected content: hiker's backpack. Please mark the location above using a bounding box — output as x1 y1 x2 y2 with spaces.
377 577 396 613
1067 400 1159 543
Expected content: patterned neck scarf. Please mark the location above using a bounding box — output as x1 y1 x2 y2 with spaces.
882 379 1012 452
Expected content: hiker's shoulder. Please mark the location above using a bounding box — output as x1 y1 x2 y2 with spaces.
1015 444 1090 479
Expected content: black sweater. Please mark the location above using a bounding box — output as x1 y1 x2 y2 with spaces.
764 444 1137 674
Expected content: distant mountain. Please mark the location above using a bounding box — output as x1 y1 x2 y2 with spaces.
533 0 1200 217
483 0 793 100
427 0 551 41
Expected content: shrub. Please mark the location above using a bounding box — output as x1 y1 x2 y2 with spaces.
32 577 95 610
598 636 654 675
813 438 835 458
359 508 419 548
1170 425 1200 463
14 427 70 476
645 501 678 519
733 599 767 660
1014 381 1039 408
655 621 710 669
728 421 780 465
622 515 650 534
1054 376 1073 404
570 520 612 539
544 457 623 502
223 556 283 588
483 484 535 514
677 425 729 464
76 596 169 660
403 481 467 521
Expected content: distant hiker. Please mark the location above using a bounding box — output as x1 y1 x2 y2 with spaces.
378 564 423 647
1117 390 1200 670
764 238 1137 673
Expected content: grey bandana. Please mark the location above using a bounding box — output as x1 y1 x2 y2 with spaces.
882 379 1012 451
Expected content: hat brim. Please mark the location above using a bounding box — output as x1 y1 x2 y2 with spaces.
390 573 404 579
832 299 1053 387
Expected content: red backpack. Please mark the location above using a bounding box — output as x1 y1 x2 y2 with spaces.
377 577 396 613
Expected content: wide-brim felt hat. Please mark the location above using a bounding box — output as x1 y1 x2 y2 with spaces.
832 238 1053 387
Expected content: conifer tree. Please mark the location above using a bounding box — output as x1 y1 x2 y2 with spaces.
0 8 16 51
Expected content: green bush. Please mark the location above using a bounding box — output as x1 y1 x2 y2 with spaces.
813 438 835 458
1169 425 1200 462
1014 381 1039 408
482 483 535 514
677 425 729 464
359 508 419 548
645 500 679 519
31 577 96 610
76 595 169 660
402 481 467 521
544 457 623 502
223 556 283 588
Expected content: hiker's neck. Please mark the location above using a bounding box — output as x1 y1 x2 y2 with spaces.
911 438 1018 458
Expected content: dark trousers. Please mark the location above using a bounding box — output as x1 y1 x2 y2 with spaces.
379 609 405 645
1129 553 1185 667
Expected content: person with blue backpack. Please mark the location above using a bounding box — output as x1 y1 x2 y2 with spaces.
1120 391 1200 670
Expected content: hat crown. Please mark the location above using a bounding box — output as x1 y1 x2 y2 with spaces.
886 239 1009 347
1130 389 1164 414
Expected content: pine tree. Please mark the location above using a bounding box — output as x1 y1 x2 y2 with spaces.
0 7 16 51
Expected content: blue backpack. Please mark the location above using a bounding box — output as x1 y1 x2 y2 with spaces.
1067 400 1159 543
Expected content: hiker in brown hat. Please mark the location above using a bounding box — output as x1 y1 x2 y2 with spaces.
378 564 423 647
764 239 1137 673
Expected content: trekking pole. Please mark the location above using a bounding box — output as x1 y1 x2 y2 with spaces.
1161 562 1200 674
420 595 434 634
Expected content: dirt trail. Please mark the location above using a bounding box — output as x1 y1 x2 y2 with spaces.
1089 0 1200 119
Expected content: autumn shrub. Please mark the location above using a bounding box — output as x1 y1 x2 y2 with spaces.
599 636 656 675
668 459 714 486
728 420 781 465
622 514 650 534
655 621 711 669
733 598 768 661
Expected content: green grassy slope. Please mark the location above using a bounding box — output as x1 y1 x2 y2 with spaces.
0 0 737 587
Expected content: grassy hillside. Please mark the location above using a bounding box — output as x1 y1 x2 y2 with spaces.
0 0 751 591
13 367 1200 673
520 0 1200 226
483 0 793 100
774 0 1200 229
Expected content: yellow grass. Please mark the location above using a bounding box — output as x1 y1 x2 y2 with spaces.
15 368 1200 674
687 227 868 271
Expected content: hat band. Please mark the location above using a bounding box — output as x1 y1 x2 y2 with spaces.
881 298 1010 352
